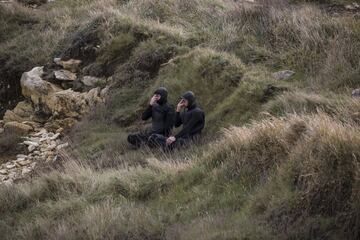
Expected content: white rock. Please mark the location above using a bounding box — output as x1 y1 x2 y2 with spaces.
6 163 16 169
16 154 28 159
272 70 295 80
56 142 69 150
0 128 4 134
23 141 39 147
0 169 8 175
22 168 32 175
54 70 77 81
18 160 32 166
28 145 37 152
81 76 102 87
50 133 60 140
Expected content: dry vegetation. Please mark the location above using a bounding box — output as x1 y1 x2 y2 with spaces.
0 0 359 239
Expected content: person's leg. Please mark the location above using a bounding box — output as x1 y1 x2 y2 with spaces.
127 132 149 147
148 134 167 148
170 137 188 149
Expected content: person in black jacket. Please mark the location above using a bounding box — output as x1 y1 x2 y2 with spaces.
148 91 205 149
127 87 175 148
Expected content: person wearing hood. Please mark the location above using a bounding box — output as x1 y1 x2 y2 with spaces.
148 91 205 149
127 87 175 147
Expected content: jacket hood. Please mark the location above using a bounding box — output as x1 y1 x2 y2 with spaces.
181 91 196 108
154 87 168 105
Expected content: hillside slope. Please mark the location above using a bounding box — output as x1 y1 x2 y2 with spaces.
0 0 359 239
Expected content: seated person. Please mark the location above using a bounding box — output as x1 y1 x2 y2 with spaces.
127 87 174 148
148 91 205 149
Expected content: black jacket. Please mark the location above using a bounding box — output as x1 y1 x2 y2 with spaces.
142 103 175 137
175 104 205 139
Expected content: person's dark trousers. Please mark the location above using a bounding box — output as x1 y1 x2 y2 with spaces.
127 132 150 148
148 134 187 150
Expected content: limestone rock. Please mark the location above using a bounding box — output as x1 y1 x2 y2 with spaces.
272 70 295 80
54 70 77 81
18 160 31 166
6 163 16 169
20 67 62 106
352 89 360 98
81 76 102 87
3 110 25 123
13 101 34 118
57 59 82 73
57 142 69 150
4 121 33 135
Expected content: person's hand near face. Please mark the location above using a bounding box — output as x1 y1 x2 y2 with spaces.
150 94 161 106
176 99 187 112
166 136 176 146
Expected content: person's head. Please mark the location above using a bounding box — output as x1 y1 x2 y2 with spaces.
153 87 168 105
181 91 196 108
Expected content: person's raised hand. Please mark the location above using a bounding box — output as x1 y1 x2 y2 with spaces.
150 95 159 106
176 99 186 112
166 136 176 146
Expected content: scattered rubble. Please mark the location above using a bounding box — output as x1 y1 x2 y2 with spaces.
0 57 109 185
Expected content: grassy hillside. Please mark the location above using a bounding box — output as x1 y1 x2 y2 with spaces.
0 0 359 239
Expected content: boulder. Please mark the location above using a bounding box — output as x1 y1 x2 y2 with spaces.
3 110 25 123
57 59 82 73
20 67 62 106
4 122 33 135
13 101 34 118
54 70 77 81
272 70 295 80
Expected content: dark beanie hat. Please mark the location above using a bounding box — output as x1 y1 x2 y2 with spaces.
154 87 168 104
181 91 196 107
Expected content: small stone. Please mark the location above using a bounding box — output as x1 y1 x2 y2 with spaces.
272 70 295 80
56 127 64 133
352 89 360 98
50 133 60 140
47 144 57 151
28 145 37 152
32 129 47 137
0 169 8 175
18 160 32 166
22 168 32 175
0 128 4 134
6 163 16 169
54 57 62 65
56 142 69 150
23 141 39 147
16 154 28 159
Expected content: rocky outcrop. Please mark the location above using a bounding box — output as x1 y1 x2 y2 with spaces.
0 57 108 185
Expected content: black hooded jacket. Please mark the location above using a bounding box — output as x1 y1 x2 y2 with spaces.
174 91 205 139
142 87 175 137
